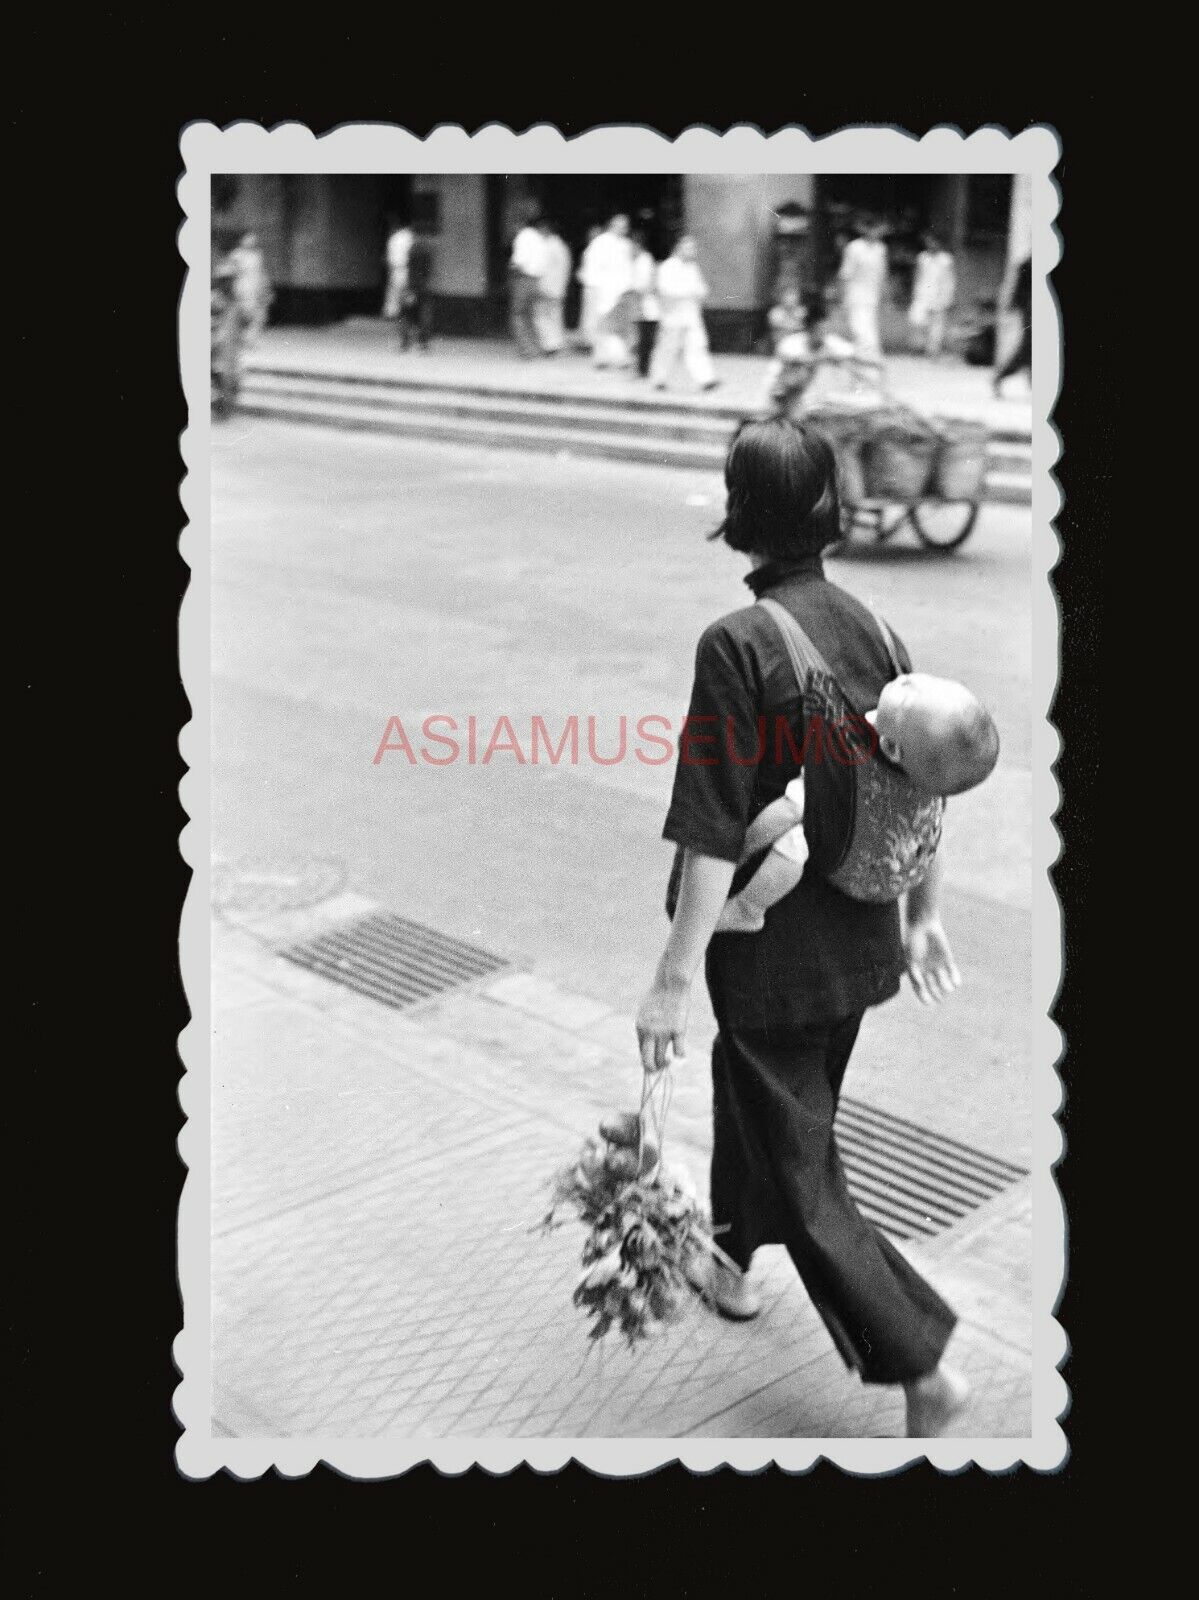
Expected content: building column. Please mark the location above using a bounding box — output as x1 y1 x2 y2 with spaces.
681 174 815 352
424 175 488 298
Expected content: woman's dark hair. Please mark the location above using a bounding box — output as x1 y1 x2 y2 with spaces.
710 417 841 560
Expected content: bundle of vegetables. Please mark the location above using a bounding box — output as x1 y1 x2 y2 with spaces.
541 1073 734 1346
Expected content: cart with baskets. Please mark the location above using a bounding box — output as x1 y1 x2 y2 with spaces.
770 357 990 552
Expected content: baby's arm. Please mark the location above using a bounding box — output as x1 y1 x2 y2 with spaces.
716 780 809 934
741 778 806 859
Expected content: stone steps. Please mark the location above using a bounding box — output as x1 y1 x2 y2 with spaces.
236 364 1032 501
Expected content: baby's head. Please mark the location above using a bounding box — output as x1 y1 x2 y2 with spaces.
869 673 999 797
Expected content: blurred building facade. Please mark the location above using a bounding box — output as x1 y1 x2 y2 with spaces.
212 172 1030 353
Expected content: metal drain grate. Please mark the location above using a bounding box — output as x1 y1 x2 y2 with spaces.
836 1095 1028 1241
281 911 508 1010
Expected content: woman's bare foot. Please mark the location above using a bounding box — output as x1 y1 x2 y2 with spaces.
685 1252 763 1319
904 1365 970 1437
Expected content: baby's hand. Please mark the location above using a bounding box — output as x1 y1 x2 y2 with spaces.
903 917 962 1006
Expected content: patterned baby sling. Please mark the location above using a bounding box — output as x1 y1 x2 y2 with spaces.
757 596 945 904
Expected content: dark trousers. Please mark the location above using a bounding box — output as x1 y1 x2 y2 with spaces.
508 271 542 358
710 1011 957 1384
398 292 432 350
636 319 657 378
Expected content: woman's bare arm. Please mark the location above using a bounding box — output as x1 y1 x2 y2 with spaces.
636 849 736 1072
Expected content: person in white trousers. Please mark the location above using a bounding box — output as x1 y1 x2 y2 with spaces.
838 217 888 362
533 220 572 355
650 237 718 391
382 222 414 322
579 214 635 368
909 231 956 359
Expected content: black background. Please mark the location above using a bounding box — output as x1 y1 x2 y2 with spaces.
14 64 1108 1594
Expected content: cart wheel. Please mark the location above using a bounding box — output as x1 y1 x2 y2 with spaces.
910 500 980 550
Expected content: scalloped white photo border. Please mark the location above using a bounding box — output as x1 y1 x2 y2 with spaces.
176 121 1065 1479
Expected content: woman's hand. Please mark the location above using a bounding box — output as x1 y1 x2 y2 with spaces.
903 916 962 1006
636 975 691 1074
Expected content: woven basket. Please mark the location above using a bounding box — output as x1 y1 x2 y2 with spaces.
933 419 990 500
866 412 940 500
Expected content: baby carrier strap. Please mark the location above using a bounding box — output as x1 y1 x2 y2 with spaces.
760 596 903 696
870 610 904 679
757 596 833 684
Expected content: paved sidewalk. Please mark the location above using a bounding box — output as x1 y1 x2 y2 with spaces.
210 890 1033 1441
245 322 1033 432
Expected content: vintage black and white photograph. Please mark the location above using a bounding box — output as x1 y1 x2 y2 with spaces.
179 125 1063 1475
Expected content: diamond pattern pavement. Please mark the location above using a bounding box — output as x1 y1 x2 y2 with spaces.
210 911 1033 1441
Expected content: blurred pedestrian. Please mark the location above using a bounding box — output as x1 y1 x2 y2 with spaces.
576 225 603 352
909 231 956 359
763 286 813 414
650 237 718 392
398 232 434 352
579 213 635 369
838 216 888 362
509 212 549 359
534 219 572 356
630 229 660 378
228 232 273 345
993 257 1032 396
211 257 244 414
383 220 414 324
768 284 807 348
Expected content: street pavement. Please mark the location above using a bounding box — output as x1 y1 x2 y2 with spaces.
207 418 1035 1440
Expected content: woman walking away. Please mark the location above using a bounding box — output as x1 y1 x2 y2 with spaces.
650 237 719 392
636 418 969 1438
909 230 956 359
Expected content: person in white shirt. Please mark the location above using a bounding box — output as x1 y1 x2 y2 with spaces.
574 225 602 351
649 236 718 391
630 230 660 378
509 215 549 358
383 222 414 323
909 231 957 359
838 217 889 362
533 220 572 356
578 214 635 369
